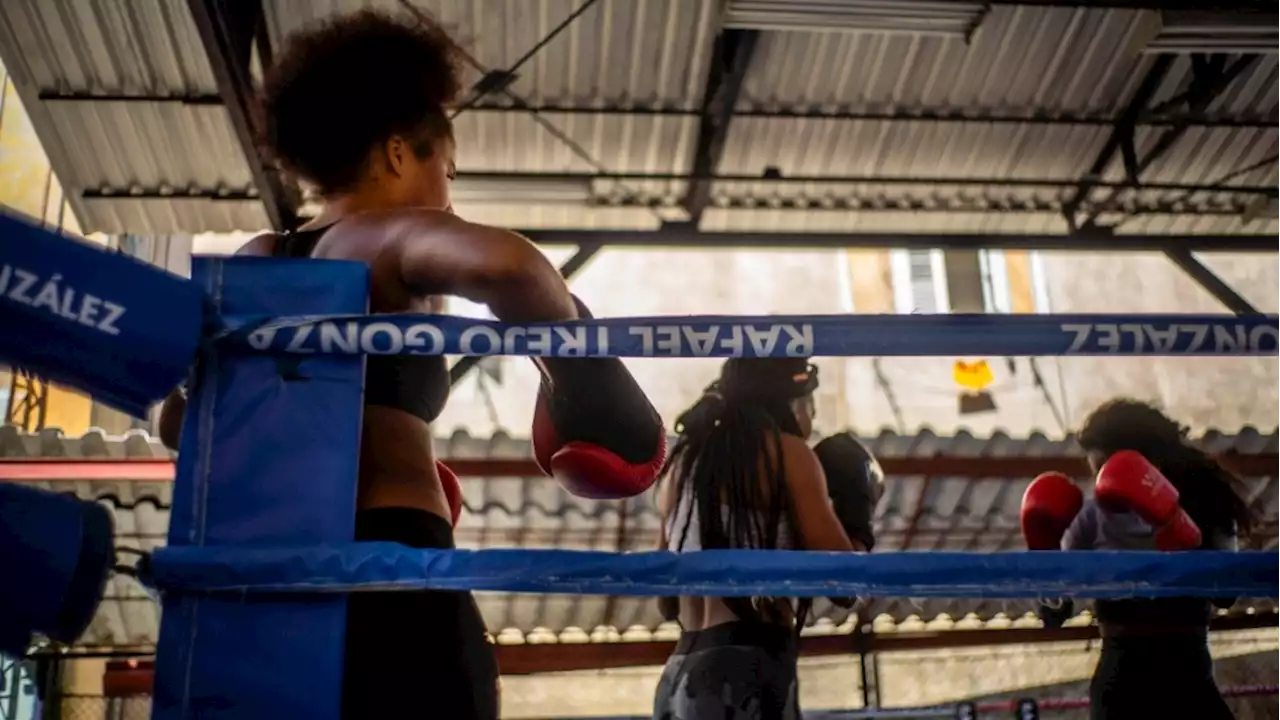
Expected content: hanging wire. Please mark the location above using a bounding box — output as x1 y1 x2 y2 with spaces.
449 0 603 116
397 0 668 223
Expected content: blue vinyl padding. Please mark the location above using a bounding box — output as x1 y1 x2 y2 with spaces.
0 212 204 418
152 257 368 720
0 483 113 655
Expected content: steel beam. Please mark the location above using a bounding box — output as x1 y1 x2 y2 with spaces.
188 0 300 231
604 195 1251 216
36 91 224 105
463 101 1278 129
457 170 1277 196
37 94 1273 130
1125 55 1260 187
1062 56 1177 230
1165 249 1263 315
989 0 1273 10
683 29 759 222
453 168 1269 219
1069 51 1266 313
81 186 1263 218
517 229 1277 252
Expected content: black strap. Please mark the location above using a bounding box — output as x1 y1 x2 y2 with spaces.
274 229 324 259
272 230 292 258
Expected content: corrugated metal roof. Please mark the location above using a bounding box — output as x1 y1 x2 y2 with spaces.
2 424 1274 648
0 0 267 234
707 9 1278 236
741 7 1154 112
265 0 718 108
0 1 1271 235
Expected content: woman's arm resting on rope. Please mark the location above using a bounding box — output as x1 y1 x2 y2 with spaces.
381 210 667 497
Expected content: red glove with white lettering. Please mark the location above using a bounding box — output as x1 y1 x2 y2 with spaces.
436 460 463 527
1020 472 1084 550
1095 450 1202 550
532 295 667 499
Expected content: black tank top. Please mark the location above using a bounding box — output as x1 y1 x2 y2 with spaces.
273 228 449 423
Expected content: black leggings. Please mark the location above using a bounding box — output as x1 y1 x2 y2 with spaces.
653 622 799 720
342 508 499 720
1090 633 1232 719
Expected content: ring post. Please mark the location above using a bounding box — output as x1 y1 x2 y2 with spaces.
152 256 369 720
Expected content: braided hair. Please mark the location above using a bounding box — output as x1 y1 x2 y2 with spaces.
666 358 818 622
1078 398 1253 542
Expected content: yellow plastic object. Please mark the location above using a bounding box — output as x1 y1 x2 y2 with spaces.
953 359 994 391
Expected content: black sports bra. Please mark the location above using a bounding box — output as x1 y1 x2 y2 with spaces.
273 228 449 423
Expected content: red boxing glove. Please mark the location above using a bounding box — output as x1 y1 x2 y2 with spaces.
1095 450 1202 550
1155 508 1203 550
530 295 667 499
1020 472 1084 550
436 460 463 527
532 390 667 499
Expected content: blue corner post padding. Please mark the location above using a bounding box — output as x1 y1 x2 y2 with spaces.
152 256 367 720
0 212 205 418
0 483 115 655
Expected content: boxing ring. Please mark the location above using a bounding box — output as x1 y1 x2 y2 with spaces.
0 210 1277 720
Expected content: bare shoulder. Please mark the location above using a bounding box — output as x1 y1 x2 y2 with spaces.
235 233 277 257
769 432 827 494
352 208 537 253
779 433 822 472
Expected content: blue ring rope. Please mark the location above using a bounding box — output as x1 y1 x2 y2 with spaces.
214 313 1279 358
142 547 1277 599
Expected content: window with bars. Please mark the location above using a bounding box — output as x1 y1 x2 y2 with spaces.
890 249 1020 314
907 250 940 312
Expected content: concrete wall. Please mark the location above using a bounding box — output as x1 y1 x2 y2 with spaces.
1037 251 1279 433
842 249 1279 437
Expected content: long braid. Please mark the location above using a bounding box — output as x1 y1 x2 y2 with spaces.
666 358 816 623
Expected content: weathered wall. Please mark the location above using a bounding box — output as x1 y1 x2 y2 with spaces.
1037 251 1279 433
843 250 1279 436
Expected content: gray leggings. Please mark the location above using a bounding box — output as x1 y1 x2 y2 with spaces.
653 622 799 720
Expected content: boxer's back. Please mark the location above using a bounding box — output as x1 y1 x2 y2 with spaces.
256 221 452 515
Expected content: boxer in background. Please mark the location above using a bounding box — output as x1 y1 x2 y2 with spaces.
159 9 663 719
1021 399 1250 720
811 431 885 611
653 359 872 720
